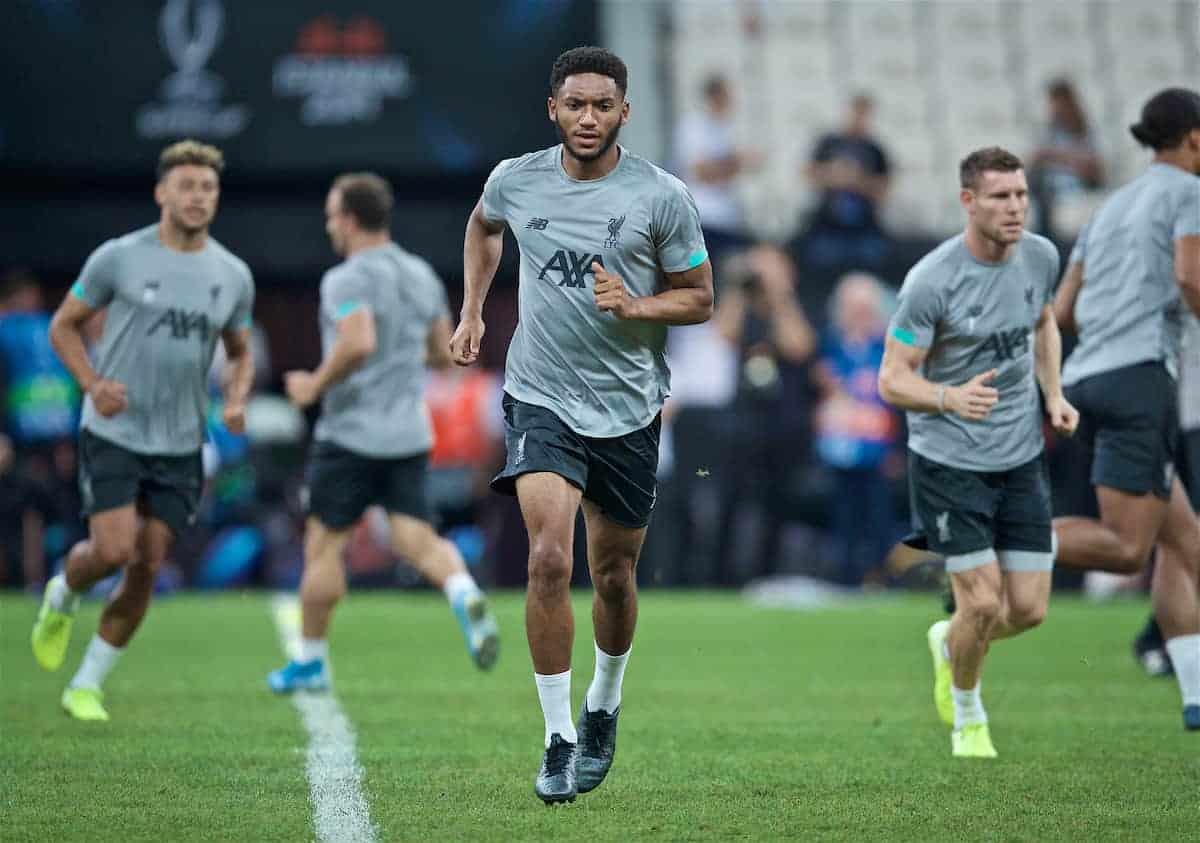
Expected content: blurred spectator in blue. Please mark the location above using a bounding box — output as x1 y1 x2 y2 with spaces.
675 74 764 267
1029 78 1105 240
800 94 892 270
0 269 85 577
0 269 80 458
711 245 816 584
813 272 901 587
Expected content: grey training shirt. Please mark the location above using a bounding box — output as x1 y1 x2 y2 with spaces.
73 224 254 455
313 243 449 459
482 145 708 438
889 232 1060 472
1063 162 1200 385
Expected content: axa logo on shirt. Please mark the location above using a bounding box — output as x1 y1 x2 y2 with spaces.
537 250 605 288
147 308 213 342
970 327 1030 363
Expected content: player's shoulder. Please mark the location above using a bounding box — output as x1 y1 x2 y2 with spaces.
1020 231 1060 267
205 237 254 286
903 234 964 290
389 243 439 282
490 146 559 183
102 224 158 256
622 150 691 199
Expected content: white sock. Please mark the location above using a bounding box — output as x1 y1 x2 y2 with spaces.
585 642 631 714
47 573 80 614
951 683 987 729
534 670 576 747
299 637 328 664
68 634 124 690
442 571 479 605
1165 634 1200 707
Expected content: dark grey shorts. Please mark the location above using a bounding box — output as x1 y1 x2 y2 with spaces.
305 442 431 530
906 451 1053 573
78 429 201 536
491 393 660 529
1066 361 1179 500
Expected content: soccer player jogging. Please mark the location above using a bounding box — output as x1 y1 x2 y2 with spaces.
451 47 712 803
267 173 499 693
879 147 1078 758
1051 88 1200 732
32 141 256 722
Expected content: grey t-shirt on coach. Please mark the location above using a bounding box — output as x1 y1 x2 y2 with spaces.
313 242 449 459
73 224 255 455
1062 162 1200 385
889 232 1060 472
482 144 708 438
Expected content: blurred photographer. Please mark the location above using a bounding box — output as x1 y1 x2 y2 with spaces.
711 245 817 583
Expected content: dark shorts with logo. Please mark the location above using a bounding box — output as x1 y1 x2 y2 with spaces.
305 441 431 530
906 451 1053 573
1065 361 1178 499
491 393 661 529
78 429 202 536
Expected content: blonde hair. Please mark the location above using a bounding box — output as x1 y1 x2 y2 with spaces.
157 139 224 181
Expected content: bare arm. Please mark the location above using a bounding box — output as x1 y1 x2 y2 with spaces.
285 308 375 408
48 294 102 393
877 334 998 420
219 327 254 434
1034 304 1064 402
1176 234 1200 317
452 198 505 365
1053 260 1084 334
425 315 453 370
1034 303 1079 435
49 293 126 416
220 327 254 407
593 260 714 326
314 308 375 393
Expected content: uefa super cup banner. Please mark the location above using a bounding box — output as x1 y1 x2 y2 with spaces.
1 0 596 175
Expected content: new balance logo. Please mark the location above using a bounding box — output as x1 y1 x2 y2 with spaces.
537 249 605 288
526 218 549 230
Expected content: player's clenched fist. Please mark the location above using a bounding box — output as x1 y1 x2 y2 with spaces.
222 399 247 435
593 262 637 319
450 316 485 366
87 379 128 417
946 369 1000 422
1044 393 1079 437
285 370 321 408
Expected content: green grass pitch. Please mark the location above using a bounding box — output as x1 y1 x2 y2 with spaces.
2 591 1196 841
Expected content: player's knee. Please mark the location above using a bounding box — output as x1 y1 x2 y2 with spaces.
1008 601 1047 632
92 537 136 572
527 540 571 591
592 562 635 604
960 593 1003 632
1111 541 1150 575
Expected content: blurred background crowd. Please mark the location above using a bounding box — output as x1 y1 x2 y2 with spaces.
2 0 1197 596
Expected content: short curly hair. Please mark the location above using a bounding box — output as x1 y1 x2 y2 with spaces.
157 139 224 181
549 46 628 97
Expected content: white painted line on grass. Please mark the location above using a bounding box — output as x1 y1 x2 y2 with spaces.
271 594 378 843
